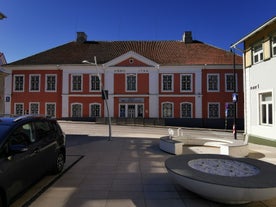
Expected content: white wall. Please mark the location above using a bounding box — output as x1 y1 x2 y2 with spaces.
246 57 276 140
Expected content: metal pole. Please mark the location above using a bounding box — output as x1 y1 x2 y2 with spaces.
94 56 112 141
232 49 237 139
83 58 112 141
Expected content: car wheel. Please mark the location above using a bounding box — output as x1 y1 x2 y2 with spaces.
51 151 65 174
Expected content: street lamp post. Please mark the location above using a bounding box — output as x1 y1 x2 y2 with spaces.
231 49 237 140
83 57 112 141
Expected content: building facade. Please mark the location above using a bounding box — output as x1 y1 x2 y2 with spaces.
0 52 7 114
3 32 243 128
232 16 276 141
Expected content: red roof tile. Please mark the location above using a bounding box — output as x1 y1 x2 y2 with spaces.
8 40 242 66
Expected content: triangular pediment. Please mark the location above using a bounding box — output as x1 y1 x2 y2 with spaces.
103 51 159 68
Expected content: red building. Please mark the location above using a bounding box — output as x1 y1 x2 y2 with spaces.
3 32 243 128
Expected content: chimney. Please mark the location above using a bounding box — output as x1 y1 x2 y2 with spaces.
182 31 193 43
76 32 87 43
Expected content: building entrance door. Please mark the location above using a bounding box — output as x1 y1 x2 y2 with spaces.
127 105 135 118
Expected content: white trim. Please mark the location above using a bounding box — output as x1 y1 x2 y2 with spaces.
71 103 83 117
13 74 25 92
180 74 193 92
207 74 220 92
161 74 174 92
89 74 101 92
29 74 41 92
45 102 56 117
225 73 238 92
45 74 57 92
161 102 174 118
89 103 101 117
14 102 24 115
103 50 159 68
71 74 83 92
180 102 193 118
29 102 40 115
208 102 220 118
125 73 137 92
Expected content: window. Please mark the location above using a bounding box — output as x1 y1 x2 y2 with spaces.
208 103 220 118
162 74 173 91
30 103 39 114
260 92 273 125
46 75 56 91
272 36 276 56
90 104 101 117
72 103 82 117
14 75 24 92
253 43 263 64
72 75 82 91
181 74 192 92
225 74 237 92
15 103 24 115
90 75 100 91
225 103 235 118
207 74 219 91
30 75 40 91
162 102 173 118
46 103 56 117
126 74 137 91
181 103 192 118
119 104 144 118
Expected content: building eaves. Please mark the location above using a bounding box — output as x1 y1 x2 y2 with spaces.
231 16 276 48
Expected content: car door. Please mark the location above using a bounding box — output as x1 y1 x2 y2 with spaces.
0 122 37 201
33 120 57 173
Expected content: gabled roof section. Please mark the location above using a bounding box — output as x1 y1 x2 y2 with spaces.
7 39 242 66
103 51 159 67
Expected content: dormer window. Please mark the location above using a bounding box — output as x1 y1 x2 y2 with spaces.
253 43 263 64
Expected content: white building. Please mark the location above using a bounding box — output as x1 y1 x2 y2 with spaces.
232 16 276 144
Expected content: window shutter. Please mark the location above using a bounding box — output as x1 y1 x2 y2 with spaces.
245 49 252 68
263 38 271 60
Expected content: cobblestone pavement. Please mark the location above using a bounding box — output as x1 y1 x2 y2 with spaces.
16 122 276 207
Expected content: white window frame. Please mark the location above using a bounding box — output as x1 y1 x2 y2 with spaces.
90 103 101 117
162 74 174 92
29 74 41 92
225 102 235 118
180 102 193 118
45 102 56 118
71 103 83 117
208 102 220 118
162 102 174 118
71 74 83 92
180 74 193 92
29 102 40 115
253 42 264 64
225 73 238 92
13 75 25 92
259 92 273 126
126 73 137 92
90 74 101 92
14 103 24 115
45 74 57 92
207 74 220 92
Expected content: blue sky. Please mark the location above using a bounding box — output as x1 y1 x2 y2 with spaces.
1 0 276 63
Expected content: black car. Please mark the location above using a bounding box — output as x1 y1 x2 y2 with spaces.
0 115 66 207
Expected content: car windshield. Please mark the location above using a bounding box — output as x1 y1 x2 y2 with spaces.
0 125 10 142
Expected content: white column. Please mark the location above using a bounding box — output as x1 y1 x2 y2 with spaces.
195 70 202 118
149 69 159 117
4 74 12 114
62 70 69 117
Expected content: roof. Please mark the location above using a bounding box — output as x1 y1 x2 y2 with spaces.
7 40 242 66
231 16 276 48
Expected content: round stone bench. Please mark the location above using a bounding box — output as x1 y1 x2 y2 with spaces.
165 154 276 204
160 136 248 157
